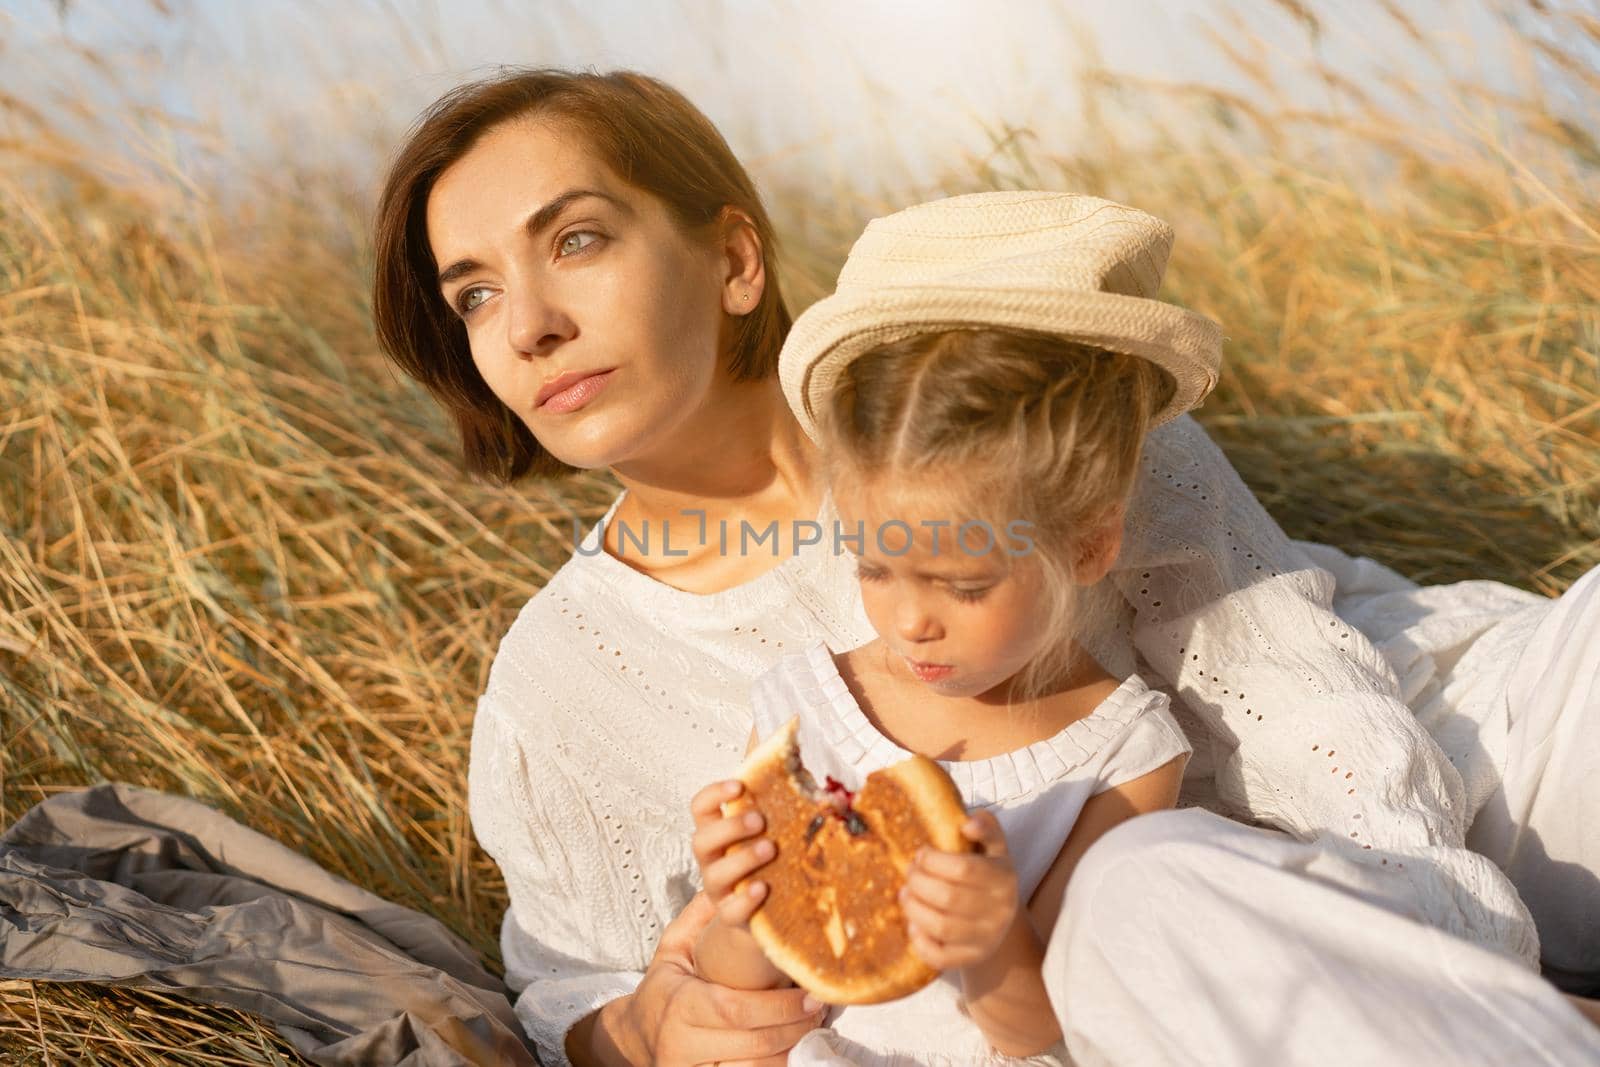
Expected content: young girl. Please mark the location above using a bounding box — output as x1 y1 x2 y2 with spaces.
687 194 1212 1065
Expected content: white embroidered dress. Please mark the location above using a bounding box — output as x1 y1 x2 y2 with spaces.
467 415 1544 1067
748 641 1191 1067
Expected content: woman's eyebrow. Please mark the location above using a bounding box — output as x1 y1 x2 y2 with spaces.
436 188 628 288
520 188 628 241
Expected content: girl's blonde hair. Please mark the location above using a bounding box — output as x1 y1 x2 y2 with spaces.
818 327 1176 705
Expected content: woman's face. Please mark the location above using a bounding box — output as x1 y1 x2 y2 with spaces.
426 117 732 470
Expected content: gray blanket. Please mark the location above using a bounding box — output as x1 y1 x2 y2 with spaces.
0 783 538 1066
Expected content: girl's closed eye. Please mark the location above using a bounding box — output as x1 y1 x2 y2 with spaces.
948 584 991 603
855 561 886 583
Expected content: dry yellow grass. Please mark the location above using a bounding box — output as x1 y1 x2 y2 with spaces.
2 3 1597 1061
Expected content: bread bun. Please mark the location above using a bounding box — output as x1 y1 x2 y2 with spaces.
722 716 971 1005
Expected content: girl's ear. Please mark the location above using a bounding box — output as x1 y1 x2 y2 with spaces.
718 207 765 316
1073 508 1126 586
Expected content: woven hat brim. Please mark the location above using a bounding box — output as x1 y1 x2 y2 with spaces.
778 285 1222 442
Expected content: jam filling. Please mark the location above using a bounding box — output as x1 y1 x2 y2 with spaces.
806 776 868 837
822 776 856 812
790 755 871 839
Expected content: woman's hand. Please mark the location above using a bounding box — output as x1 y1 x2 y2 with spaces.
690 779 777 928
899 809 1021 973
603 892 824 1067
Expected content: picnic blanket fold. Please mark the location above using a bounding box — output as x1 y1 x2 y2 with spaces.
0 783 538 1066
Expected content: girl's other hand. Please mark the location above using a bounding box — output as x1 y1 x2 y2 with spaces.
900 809 1020 972
689 779 777 927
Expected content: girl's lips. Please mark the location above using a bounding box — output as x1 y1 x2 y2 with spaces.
539 369 615 414
907 660 954 682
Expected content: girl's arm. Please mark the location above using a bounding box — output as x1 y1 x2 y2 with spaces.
1025 754 1187 941
693 911 790 991
900 810 1046 1056
939 754 1188 1057
689 728 792 991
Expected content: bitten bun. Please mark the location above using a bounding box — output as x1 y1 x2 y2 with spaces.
723 716 971 1005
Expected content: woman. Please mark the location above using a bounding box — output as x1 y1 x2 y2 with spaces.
372 68 1599 1066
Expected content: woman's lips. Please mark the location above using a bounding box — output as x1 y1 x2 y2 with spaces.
539 369 616 414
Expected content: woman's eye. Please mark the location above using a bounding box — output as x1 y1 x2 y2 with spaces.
457 286 489 316
558 230 599 257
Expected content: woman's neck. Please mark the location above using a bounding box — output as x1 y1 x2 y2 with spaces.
598 375 827 588
610 375 821 525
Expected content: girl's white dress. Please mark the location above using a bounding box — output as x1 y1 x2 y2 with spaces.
745 641 1192 1067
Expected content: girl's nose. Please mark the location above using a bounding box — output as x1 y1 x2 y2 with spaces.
507 285 577 358
896 599 941 643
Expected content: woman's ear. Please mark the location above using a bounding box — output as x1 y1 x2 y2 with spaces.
1073 509 1126 586
718 207 765 316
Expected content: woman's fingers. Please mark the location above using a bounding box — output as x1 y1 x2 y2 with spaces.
684 1013 824 1067
651 975 823 1066
657 891 718 962
679 983 825 1050
693 982 822 1031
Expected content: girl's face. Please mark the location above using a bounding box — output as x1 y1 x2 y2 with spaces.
834 477 1056 702
425 117 733 471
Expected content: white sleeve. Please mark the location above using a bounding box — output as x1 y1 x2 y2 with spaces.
468 693 643 1067
1094 697 1193 793
1111 415 1538 964
1113 414 1468 847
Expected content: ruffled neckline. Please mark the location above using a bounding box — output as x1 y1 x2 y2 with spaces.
796 641 1163 806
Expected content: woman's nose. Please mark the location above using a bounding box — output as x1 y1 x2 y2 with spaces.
506 285 577 358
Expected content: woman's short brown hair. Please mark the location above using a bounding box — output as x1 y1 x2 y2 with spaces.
373 68 790 485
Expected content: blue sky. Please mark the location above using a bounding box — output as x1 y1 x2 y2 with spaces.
0 0 1570 199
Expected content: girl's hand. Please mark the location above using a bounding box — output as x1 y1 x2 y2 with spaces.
689 779 777 928
900 809 1020 972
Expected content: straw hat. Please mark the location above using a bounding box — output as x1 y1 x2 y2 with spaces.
778 191 1223 440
